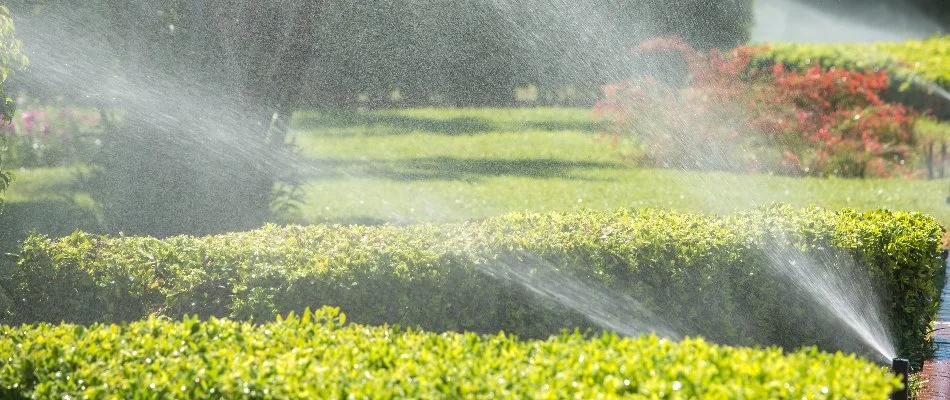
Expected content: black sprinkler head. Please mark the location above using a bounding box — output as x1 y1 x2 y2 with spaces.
890 358 909 400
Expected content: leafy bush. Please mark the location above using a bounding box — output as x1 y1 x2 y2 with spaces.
0 5 27 212
0 6 26 124
0 307 899 399
5 206 943 367
596 38 918 178
0 5 27 211
758 37 950 120
760 37 950 93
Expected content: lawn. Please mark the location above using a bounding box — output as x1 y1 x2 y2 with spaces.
3 107 949 253
285 107 950 226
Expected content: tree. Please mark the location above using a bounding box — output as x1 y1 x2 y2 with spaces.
0 5 27 213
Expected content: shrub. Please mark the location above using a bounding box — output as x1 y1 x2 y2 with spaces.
758 36 950 120
595 38 918 178
5 206 943 367
0 307 899 399
760 37 950 93
0 5 27 212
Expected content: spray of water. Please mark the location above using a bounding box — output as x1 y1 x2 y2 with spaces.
764 244 897 361
477 250 681 339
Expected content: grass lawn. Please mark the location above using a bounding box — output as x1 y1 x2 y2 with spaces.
3 107 950 252
285 107 950 225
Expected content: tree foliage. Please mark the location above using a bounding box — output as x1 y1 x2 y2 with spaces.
0 5 27 212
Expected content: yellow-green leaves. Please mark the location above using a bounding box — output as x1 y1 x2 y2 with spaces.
8 206 944 367
0 5 26 123
759 36 950 92
0 307 900 399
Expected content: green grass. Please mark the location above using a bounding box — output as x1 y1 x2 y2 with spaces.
283 107 950 226
3 107 950 254
288 168 950 225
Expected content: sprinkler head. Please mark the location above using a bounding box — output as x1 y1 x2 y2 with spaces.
890 358 909 400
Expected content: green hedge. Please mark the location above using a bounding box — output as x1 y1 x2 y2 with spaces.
759 37 950 90
3 206 943 365
0 307 900 399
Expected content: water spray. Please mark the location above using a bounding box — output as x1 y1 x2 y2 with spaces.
890 358 909 400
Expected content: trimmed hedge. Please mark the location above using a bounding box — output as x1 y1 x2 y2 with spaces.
760 37 950 90
3 206 944 366
0 307 901 399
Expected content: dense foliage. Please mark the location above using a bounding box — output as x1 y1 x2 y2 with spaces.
759 36 950 121
761 37 950 92
0 307 899 399
596 38 919 178
0 6 27 212
6 206 943 366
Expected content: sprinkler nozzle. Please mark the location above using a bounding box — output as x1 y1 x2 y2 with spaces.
890 358 909 400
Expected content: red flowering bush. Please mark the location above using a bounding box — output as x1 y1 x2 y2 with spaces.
595 37 917 178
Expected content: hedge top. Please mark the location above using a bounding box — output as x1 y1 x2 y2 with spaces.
760 35 950 91
0 307 901 399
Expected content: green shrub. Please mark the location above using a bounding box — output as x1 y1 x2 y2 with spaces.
5 206 944 366
0 5 28 212
0 307 900 399
759 37 950 90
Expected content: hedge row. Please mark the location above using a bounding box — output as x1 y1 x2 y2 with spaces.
757 36 950 118
0 307 900 399
760 36 950 90
2 206 943 365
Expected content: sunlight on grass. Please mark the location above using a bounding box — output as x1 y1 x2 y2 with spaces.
285 167 950 226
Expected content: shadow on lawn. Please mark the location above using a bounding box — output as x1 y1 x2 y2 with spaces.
291 112 605 136
300 157 621 182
